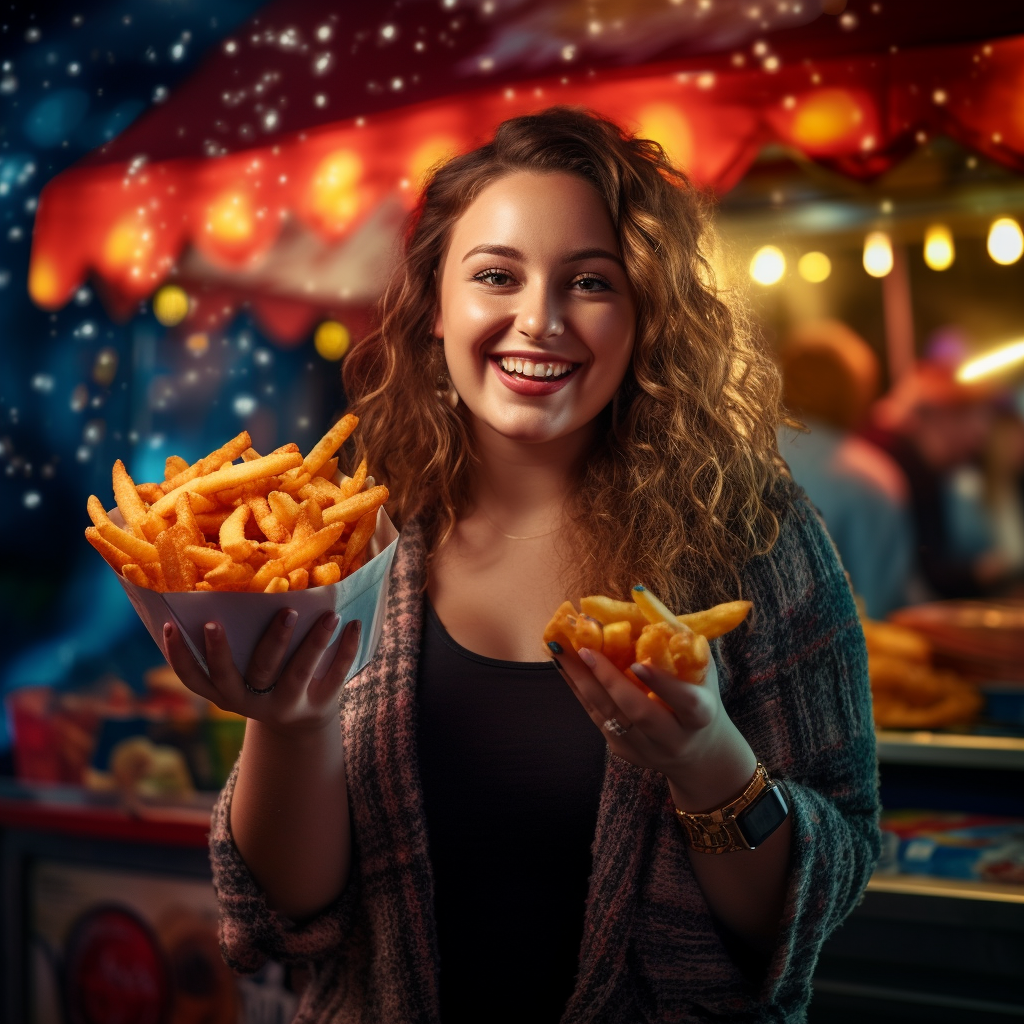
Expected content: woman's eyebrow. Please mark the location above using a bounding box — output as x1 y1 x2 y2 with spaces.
461 243 624 269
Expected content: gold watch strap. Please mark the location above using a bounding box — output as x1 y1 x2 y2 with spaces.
674 762 773 854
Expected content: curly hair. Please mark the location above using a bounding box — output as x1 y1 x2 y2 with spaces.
342 106 787 610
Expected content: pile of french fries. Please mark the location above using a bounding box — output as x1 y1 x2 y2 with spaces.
85 415 388 593
544 585 752 683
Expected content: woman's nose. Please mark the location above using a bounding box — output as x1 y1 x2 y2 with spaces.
515 284 564 340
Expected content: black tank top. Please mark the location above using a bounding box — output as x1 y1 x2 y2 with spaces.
416 594 607 1023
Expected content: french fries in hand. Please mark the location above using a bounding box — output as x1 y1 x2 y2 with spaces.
543 585 751 685
85 419 386 593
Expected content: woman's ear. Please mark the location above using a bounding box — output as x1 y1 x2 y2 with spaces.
432 307 444 340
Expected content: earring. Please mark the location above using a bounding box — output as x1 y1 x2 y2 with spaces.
435 370 459 410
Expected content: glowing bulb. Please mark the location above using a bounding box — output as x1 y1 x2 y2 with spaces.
923 224 954 271
749 245 786 286
987 217 1024 265
797 251 831 283
314 320 350 360
153 284 190 326
957 338 1024 382
863 231 893 277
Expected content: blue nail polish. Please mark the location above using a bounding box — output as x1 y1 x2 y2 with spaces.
632 583 646 592
547 640 563 654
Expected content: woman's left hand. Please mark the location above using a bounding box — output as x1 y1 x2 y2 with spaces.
549 639 757 811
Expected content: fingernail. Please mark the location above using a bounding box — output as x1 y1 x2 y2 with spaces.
630 662 652 682
205 622 218 636
163 623 172 638
578 647 596 667
551 656 564 671
632 584 646 592
323 611 340 630
547 641 563 654
282 609 298 628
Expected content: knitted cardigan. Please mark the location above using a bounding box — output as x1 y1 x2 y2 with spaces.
209 491 881 1023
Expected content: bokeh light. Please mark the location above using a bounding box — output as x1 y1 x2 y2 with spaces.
797 251 831 283
863 231 893 278
314 320 351 360
153 284 190 326
987 217 1024 265
749 246 786 286
957 338 1024 382
923 224 954 271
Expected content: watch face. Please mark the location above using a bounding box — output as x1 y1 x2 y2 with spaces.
737 784 789 848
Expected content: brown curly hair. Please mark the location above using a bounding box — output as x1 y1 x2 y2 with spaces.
342 106 786 610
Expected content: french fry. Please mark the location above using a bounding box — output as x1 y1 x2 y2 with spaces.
151 451 302 516
195 510 235 535
288 567 310 590
677 601 752 640
316 456 339 479
294 498 323 539
631 584 686 633
310 562 341 587
136 482 165 504
184 545 231 573
267 490 300 532
174 492 204 547
339 508 377 573
122 563 157 591
298 476 345 509
322 485 389 526
112 460 148 532
264 577 289 594
160 430 252 493
336 457 368 500
155 526 199 592
579 596 647 639
303 413 358 476
85 527 134 572
164 455 189 480
249 523 346 591
219 504 259 561
205 559 255 590
88 496 161 564
248 495 289 543
601 620 634 671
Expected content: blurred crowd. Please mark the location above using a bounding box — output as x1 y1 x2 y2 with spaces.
777 321 1024 619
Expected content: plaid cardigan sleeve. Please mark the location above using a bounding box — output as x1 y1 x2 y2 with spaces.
208 758 362 973
718 492 882 1016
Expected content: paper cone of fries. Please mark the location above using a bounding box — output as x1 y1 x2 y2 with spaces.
108 503 398 682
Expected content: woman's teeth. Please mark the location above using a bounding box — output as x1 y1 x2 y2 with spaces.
497 356 575 379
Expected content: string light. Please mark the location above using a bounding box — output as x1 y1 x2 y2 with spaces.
923 224 954 271
749 245 786 286
987 218 1024 265
315 320 350 360
957 338 1024 382
863 231 893 278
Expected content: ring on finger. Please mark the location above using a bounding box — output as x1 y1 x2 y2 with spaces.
603 716 631 737
245 680 276 696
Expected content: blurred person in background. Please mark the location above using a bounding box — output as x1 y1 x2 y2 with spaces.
777 320 912 619
982 411 1024 589
865 362 1010 600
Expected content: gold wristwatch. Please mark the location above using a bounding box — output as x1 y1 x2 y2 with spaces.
674 763 789 854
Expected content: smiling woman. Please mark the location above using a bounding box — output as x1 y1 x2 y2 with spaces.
200 108 880 1024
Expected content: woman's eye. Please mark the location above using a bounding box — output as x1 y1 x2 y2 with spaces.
572 274 610 292
474 269 516 287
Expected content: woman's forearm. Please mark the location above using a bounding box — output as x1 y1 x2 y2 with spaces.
668 722 792 951
230 718 352 921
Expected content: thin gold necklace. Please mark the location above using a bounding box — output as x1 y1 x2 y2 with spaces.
477 506 562 541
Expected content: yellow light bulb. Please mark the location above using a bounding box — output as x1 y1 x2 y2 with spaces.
923 224 954 271
987 218 1024 266
957 338 1024 383
314 320 350 361
863 231 893 277
153 284 190 326
749 245 786 286
797 251 831 283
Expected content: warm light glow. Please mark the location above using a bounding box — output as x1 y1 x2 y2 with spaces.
153 284 190 326
797 251 831 283
957 339 1024 382
635 103 694 171
205 191 254 242
103 215 153 269
409 137 459 187
987 218 1024 265
923 224 954 271
749 246 786 285
28 257 61 306
791 89 863 147
314 320 350 360
863 231 893 277
311 150 362 232
185 332 210 356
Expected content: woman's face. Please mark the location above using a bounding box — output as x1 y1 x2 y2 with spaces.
434 171 636 447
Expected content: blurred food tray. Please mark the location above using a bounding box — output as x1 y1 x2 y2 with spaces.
876 730 1024 770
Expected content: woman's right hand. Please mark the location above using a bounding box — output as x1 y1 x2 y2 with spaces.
162 610 362 735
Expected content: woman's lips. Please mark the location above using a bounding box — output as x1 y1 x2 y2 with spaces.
487 357 580 396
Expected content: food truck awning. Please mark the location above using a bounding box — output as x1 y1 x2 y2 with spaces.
28 0 1024 342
